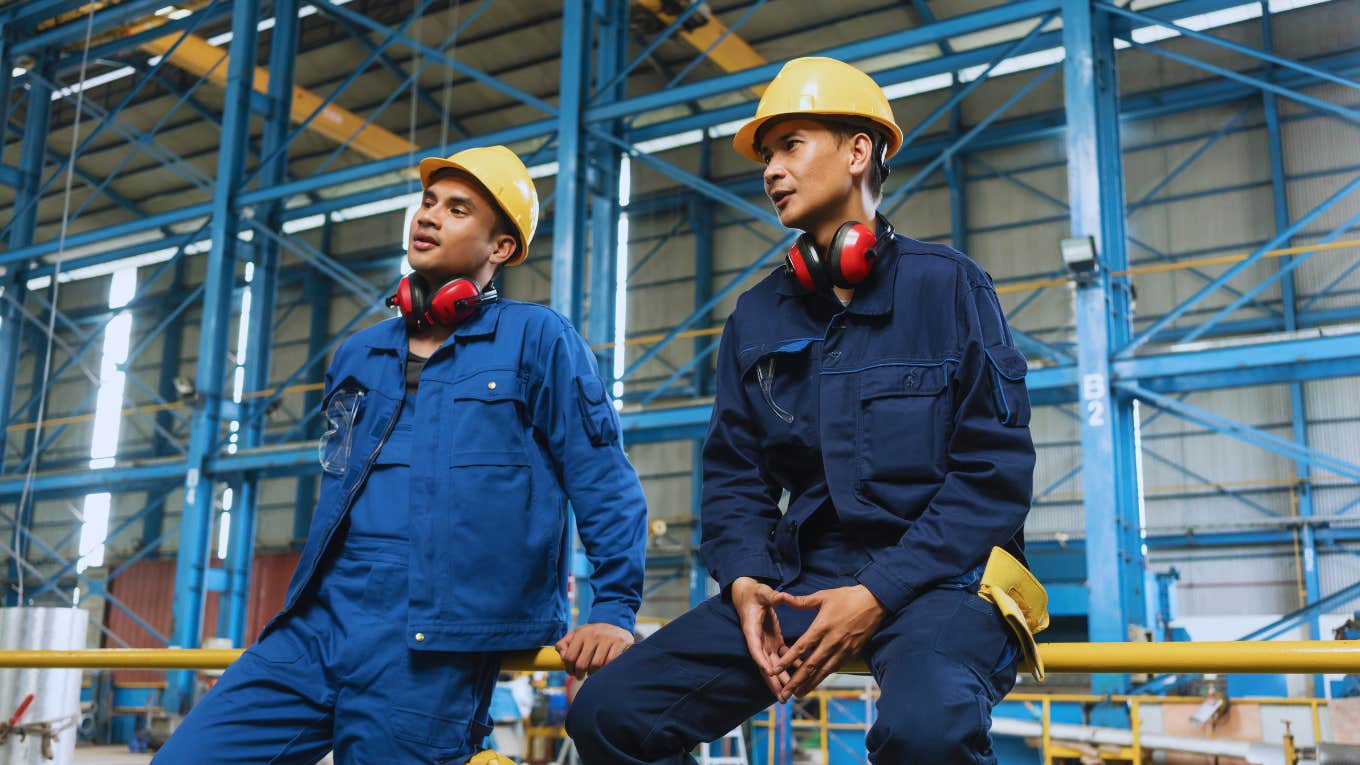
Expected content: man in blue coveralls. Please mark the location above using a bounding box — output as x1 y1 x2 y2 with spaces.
566 57 1036 764
155 145 648 764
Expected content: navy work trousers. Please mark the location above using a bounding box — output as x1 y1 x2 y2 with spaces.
153 535 500 765
567 535 1018 764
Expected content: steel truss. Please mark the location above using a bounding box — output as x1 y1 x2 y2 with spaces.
1 0 1357 703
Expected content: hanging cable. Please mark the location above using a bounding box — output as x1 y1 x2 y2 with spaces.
438 0 461 150
13 5 99 606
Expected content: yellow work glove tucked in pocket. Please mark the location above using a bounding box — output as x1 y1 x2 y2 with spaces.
976 546 1050 682
467 750 515 765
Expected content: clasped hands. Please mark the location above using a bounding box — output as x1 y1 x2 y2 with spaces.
730 577 887 702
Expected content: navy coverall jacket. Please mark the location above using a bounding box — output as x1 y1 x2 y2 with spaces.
699 231 1036 612
278 300 648 651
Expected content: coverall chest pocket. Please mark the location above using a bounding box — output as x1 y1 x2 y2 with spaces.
742 340 818 444
855 364 950 486
318 377 367 477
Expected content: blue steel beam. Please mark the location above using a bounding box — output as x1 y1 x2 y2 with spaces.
14 0 172 55
292 265 332 548
308 0 558 117
9 41 1355 275
1064 0 1145 694
1260 1 1324 691
219 0 300 649
145 257 190 557
1123 384 1360 483
588 0 1061 123
0 54 52 475
167 0 261 714
552 0 589 325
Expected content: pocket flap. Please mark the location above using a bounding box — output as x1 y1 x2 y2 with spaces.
449 449 529 468
986 345 1029 381
388 705 470 748
453 369 525 403
858 364 948 401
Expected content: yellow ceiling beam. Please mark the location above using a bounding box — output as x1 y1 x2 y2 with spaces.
634 0 767 97
138 30 416 160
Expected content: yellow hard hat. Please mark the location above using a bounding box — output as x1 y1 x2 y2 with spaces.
733 57 903 164
418 145 540 266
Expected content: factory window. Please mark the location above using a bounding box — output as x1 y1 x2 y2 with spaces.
612 155 630 409
78 267 137 572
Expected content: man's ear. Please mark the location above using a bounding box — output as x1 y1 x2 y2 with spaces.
488 233 518 267
847 131 875 178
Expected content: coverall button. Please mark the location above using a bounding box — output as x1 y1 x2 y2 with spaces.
414 632 425 642
487 381 497 390
768 528 776 539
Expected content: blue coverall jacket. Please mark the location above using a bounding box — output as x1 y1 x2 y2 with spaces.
699 231 1036 613
277 299 649 651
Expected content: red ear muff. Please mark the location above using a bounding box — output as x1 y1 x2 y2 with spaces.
387 274 497 329
828 221 878 289
387 273 430 330
428 277 483 325
786 235 830 294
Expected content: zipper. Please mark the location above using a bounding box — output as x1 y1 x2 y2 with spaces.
285 355 408 612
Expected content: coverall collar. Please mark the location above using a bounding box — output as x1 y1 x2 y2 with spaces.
364 298 504 354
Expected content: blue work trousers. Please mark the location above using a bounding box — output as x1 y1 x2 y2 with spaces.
566 533 1018 764
153 535 500 764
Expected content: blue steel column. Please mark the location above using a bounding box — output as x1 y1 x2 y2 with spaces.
689 136 716 605
145 256 188 557
2 56 54 606
293 262 332 549
556 0 593 625
587 0 624 364
167 0 262 712
1063 0 1147 693
552 0 589 327
1261 2 1322 693
219 0 300 647
947 78 967 254
0 56 53 473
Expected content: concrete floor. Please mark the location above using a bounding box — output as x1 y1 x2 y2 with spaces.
72 746 153 764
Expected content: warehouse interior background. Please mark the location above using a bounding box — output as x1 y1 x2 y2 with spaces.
1 0 1359 762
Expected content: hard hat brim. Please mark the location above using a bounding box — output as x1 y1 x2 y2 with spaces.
732 110 904 165
417 156 529 266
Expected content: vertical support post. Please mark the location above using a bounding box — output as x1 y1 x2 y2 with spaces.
218 0 299 648
1063 0 1146 694
552 0 590 327
2 56 54 606
689 439 708 607
946 77 968 254
1260 2 1321 695
692 135 715 398
557 0 593 625
587 0 624 371
167 0 261 713
0 31 15 166
145 256 189 557
293 259 332 549
0 55 52 472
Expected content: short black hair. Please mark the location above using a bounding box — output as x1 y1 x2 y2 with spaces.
427 167 521 259
823 119 889 203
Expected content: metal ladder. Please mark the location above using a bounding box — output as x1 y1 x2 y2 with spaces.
698 728 749 765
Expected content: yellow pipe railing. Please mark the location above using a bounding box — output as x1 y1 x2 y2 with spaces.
3 641 1360 673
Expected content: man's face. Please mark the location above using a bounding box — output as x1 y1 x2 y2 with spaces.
407 171 515 282
759 118 855 231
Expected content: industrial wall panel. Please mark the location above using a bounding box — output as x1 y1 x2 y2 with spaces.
102 549 299 683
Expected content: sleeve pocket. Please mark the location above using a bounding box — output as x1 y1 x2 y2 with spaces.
575 374 619 447
984 346 1031 428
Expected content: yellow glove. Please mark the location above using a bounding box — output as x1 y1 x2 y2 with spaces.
467 750 516 765
976 546 1050 682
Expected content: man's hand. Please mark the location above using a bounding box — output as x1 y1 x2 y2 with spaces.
730 577 792 698
771 585 887 701
555 623 634 680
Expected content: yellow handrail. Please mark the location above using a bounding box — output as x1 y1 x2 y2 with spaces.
3 641 1360 674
